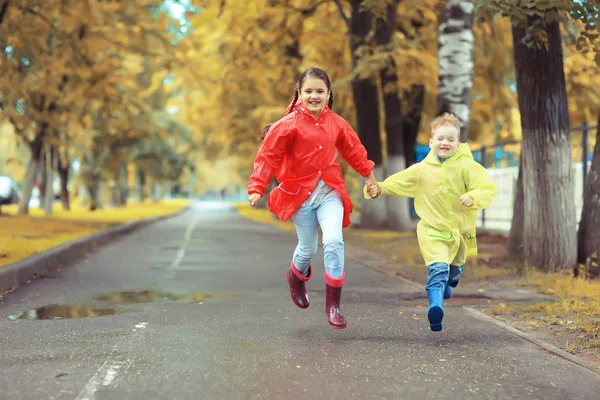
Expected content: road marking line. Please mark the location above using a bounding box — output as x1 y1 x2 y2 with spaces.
75 322 148 400
166 212 200 276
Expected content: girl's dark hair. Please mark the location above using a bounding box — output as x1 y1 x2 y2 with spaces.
260 67 333 141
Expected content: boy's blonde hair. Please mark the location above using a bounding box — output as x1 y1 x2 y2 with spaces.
430 113 460 136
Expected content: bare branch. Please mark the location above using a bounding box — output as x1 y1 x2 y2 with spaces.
217 0 226 17
334 0 349 27
0 0 9 25
23 6 56 31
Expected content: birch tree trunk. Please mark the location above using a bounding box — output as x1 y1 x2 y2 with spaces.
435 0 475 142
512 19 577 271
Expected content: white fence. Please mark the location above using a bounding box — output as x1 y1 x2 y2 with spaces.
476 162 591 232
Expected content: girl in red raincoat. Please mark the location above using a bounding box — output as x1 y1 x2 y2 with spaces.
247 67 377 330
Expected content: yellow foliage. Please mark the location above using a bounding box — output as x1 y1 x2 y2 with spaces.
0 199 190 268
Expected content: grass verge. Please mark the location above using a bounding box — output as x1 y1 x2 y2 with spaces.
0 199 190 268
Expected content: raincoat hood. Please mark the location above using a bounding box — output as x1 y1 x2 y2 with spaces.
424 143 473 165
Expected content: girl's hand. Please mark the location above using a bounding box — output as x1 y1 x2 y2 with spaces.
365 170 377 188
248 193 261 207
460 194 474 207
367 183 381 198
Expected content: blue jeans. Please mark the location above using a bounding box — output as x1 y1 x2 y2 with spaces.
425 262 464 293
291 192 344 278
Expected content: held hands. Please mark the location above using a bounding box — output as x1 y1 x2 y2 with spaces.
460 194 474 207
365 171 381 199
248 193 261 207
366 182 381 198
365 173 381 199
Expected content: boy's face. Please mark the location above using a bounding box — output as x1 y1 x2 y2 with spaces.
429 125 460 159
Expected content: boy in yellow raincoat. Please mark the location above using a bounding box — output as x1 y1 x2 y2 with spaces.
364 113 497 332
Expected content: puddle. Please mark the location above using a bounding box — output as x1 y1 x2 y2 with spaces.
8 305 119 320
95 290 241 304
7 291 241 321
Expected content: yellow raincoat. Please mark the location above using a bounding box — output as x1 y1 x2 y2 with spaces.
364 144 497 266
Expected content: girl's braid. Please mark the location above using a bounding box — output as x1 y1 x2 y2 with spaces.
328 91 333 110
284 89 299 116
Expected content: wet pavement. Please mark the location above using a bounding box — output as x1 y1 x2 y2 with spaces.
0 202 599 399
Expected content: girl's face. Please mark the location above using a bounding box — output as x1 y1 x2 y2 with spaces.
429 125 460 159
300 77 329 118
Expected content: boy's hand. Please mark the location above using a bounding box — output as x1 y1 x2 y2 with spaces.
367 183 381 199
248 193 261 207
460 194 474 207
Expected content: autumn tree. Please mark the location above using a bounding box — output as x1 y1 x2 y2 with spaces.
481 0 576 271
0 0 182 213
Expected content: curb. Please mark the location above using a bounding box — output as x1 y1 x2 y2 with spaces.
0 206 191 294
464 307 600 375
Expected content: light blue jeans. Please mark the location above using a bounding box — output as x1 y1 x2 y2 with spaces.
291 192 344 279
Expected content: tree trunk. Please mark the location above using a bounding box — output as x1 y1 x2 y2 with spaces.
43 145 54 215
57 148 70 211
118 161 129 206
17 135 44 215
38 147 47 207
577 114 600 268
149 180 160 203
349 0 386 229
435 0 475 142
188 165 196 199
136 169 145 202
507 153 524 261
402 85 425 167
512 19 577 272
376 0 410 230
163 181 172 199
86 175 101 211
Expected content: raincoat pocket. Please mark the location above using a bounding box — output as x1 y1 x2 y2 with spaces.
267 180 303 215
425 228 453 240
277 181 302 195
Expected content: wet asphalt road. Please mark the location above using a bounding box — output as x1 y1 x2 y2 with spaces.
0 202 599 400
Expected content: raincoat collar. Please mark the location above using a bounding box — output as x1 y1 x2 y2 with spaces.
424 143 473 165
293 101 331 122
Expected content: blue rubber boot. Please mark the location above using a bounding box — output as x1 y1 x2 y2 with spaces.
425 262 449 332
427 289 444 332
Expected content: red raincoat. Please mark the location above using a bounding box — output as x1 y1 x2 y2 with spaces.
247 103 375 228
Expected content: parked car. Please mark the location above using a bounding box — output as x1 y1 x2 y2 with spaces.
0 176 20 205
